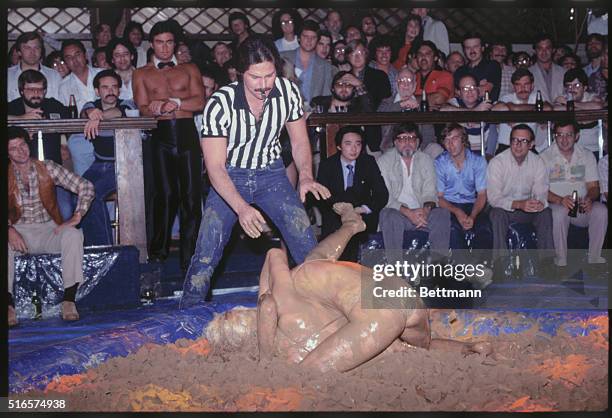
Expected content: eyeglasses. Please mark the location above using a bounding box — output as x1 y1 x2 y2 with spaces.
510 137 532 145
397 77 414 84
23 87 45 93
334 82 354 88
395 134 419 142
281 20 294 26
554 132 575 139
334 47 346 53
564 82 582 89
514 58 530 65
350 50 367 57
52 60 66 67
460 85 477 92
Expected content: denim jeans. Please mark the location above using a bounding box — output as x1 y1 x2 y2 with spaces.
80 160 116 246
67 134 95 176
56 186 74 222
181 158 317 308
449 202 493 250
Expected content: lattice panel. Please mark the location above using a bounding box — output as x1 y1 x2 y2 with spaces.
8 8 90 35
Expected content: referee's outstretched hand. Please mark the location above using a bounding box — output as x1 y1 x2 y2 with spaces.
299 178 331 203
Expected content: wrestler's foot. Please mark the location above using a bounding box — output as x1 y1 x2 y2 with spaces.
61 301 80 321
8 305 18 327
333 202 366 233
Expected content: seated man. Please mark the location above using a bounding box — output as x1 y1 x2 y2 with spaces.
540 120 607 268
440 73 498 158
487 124 553 262
434 123 492 250
79 69 137 246
316 126 388 261
377 123 451 260
8 126 94 326
207 203 491 373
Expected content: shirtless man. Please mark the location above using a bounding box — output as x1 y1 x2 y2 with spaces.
133 20 205 272
208 203 491 373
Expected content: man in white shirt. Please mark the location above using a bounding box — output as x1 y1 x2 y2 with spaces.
552 68 604 155
541 120 607 267
487 124 553 260
59 39 102 175
493 68 552 154
7 32 62 102
107 38 136 101
411 8 450 57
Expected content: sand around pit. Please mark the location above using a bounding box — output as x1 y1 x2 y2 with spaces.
15 312 609 412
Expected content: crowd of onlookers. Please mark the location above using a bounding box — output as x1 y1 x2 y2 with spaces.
7 8 609 325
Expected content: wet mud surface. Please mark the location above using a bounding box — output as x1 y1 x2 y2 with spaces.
15 311 608 412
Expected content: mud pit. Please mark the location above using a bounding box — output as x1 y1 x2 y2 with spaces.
17 311 608 412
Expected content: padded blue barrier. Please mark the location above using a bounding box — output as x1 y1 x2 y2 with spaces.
13 246 141 319
9 293 257 394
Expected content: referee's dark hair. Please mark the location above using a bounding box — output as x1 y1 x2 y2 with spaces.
334 125 364 147
236 34 284 77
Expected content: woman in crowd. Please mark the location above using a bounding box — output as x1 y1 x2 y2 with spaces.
123 21 150 68
44 50 70 78
272 8 303 52
393 14 422 70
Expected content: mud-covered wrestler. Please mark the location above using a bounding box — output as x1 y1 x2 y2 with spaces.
207 203 491 373
133 20 204 271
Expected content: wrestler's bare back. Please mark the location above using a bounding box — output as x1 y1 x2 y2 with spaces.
133 62 200 120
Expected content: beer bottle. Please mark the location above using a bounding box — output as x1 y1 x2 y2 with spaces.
535 90 544 112
32 290 42 320
566 92 575 112
484 90 490 103
419 90 429 112
568 190 579 217
68 95 78 119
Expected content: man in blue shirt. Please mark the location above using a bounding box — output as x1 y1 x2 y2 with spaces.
434 123 492 250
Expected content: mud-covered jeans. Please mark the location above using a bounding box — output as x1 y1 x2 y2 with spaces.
180 158 317 308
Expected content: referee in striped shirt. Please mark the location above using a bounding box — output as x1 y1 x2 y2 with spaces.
181 35 330 308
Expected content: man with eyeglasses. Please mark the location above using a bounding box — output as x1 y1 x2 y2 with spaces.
441 74 497 158
540 120 607 270
493 68 552 154
377 123 451 259
552 68 604 156
8 32 62 102
487 124 553 261
378 67 440 157
281 20 338 108
8 70 73 222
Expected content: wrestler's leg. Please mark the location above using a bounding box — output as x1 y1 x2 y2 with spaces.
305 203 367 262
300 305 407 372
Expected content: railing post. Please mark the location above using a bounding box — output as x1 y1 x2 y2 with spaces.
547 121 552 147
598 119 604 160
480 122 485 157
114 128 147 263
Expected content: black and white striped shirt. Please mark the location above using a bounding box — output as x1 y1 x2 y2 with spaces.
201 77 304 169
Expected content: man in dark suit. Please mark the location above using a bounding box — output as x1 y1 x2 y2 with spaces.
316 126 389 261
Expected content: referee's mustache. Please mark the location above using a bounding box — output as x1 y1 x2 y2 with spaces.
255 87 272 97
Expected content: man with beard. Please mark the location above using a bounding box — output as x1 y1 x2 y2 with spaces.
588 38 608 101
324 10 344 43
377 123 451 260
133 20 205 272
8 70 73 221
310 70 373 113
78 70 137 245
360 14 378 46
7 32 62 102
583 33 606 77
281 20 338 107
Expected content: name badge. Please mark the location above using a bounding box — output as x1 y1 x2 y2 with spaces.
49 113 61 120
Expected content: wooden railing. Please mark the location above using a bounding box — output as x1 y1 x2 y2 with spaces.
12 109 607 262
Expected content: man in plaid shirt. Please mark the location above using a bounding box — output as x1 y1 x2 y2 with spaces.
7 126 94 327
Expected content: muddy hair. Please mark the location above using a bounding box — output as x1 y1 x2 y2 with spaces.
204 307 257 351
236 34 284 77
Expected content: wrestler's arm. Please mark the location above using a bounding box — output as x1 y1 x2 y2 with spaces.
286 117 331 202
201 137 267 238
257 292 278 361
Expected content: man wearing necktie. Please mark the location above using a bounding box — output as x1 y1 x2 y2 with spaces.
317 126 389 261
133 20 205 273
